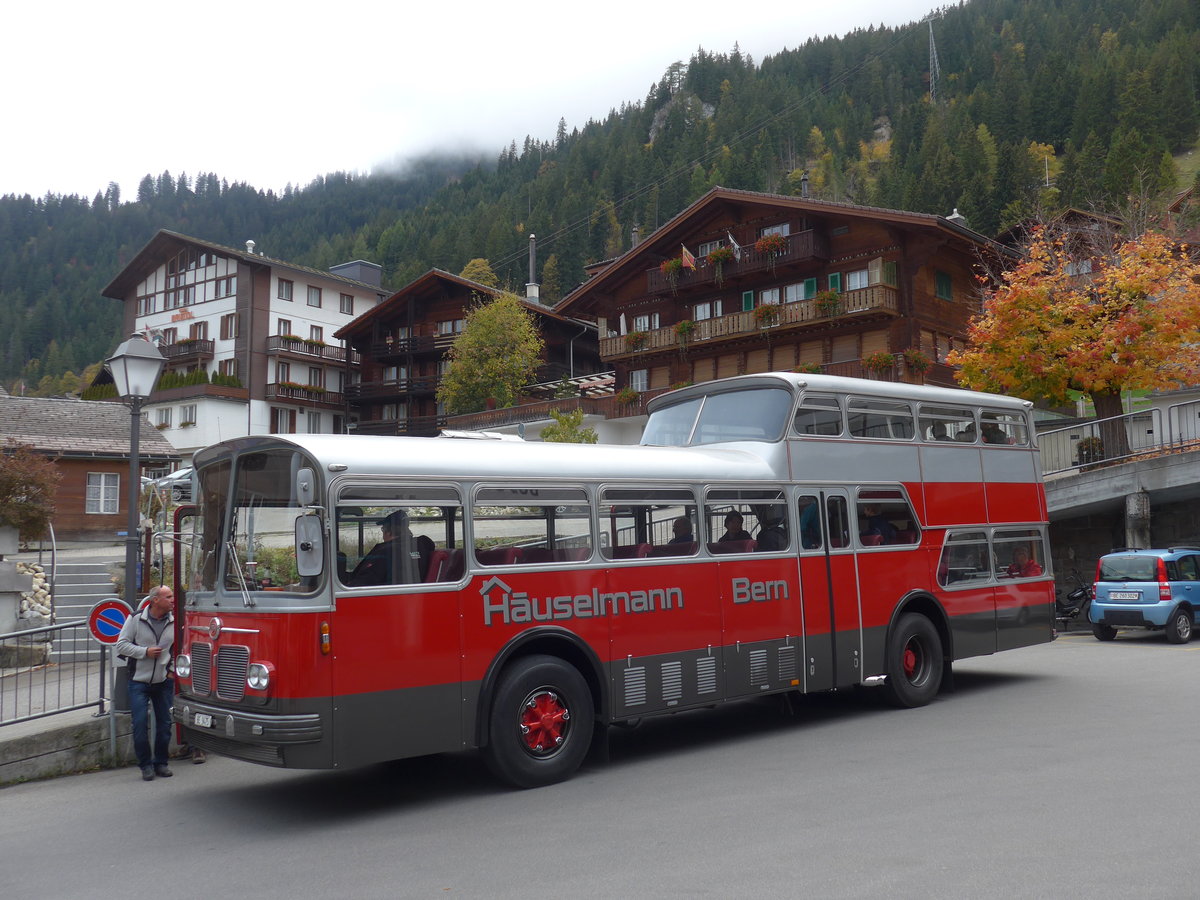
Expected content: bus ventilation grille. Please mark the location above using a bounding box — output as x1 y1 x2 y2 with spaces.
750 649 769 688
696 656 718 695
777 645 797 683
661 661 682 703
624 666 647 707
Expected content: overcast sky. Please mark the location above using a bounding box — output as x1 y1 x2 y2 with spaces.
3 0 937 201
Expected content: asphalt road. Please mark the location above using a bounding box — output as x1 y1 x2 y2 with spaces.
4 628 1196 899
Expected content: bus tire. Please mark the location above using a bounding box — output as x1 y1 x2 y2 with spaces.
484 654 594 789
882 613 943 709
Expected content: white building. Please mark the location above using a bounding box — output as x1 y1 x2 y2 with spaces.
101 230 386 464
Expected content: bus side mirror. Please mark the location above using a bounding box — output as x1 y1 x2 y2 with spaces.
296 514 323 577
296 467 316 506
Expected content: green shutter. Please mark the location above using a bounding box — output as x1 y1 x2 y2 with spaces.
742 290 754 311
803 277 817 299
827 272 842 293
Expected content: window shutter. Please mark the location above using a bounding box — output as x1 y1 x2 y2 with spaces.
868 257 882 285
742 290 754 311
827 272 842 293
804 277 817 299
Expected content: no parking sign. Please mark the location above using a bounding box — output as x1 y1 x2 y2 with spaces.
88 598 133 645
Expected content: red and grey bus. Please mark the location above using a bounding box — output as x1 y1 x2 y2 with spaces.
173 373 1054 787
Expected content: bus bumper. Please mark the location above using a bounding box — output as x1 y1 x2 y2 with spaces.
174 699 326 767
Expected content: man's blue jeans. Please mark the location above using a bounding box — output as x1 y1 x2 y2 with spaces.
129 679 173 769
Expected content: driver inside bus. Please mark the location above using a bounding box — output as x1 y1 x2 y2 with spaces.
346 510 428 586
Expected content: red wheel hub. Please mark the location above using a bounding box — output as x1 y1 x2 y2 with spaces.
519 690 569 755
902 642 919 679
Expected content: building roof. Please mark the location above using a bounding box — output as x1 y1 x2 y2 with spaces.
102 229 387 300
0 395 180 461
556 186 1010 315
335 268 587 341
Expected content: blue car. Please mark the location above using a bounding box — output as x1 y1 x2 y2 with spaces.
1090 547 1200 643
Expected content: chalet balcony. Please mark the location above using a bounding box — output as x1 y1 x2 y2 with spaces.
161 339 214 366
148 382 248 403
352 414 445 437
369 332 455 360
646 229 831 294
600 285 900 360
345 376 439 402
265 382 344 408
266 335 360 365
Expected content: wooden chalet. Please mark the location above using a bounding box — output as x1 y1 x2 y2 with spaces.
335 269 603 436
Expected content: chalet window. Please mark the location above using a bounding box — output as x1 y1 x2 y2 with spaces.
156 408 172 428
847 269 870 291
307 411 322 433
633 313 659 332
161 327 178 345
760 223 790 238
694 300 723 321
629 369 649 392
218 358 237 378
276 361 291 382
307 285 322 308
219 313 238 340
760 287 781 306
86 473 119 515
215 276 235 298
270 408 297 434
697 240 723 257
786 280 816 302
340 293 354 315
383 366 398 382
437 319 464 336
278 279 294 301
827 273 842 293
308 367 323 388
180 404 197 426
189 321 208 340
935 271 953 300
278 318 292 337
309 325 323 343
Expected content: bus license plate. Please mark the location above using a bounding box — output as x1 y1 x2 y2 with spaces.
194 712 213 728
1109 591 1141 600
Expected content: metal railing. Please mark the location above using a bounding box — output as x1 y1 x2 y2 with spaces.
0 619 109 726
1039 399 1200 476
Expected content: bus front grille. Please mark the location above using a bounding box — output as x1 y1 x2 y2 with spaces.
216 645 250 701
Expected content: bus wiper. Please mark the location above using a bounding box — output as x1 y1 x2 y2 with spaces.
226 539 255 607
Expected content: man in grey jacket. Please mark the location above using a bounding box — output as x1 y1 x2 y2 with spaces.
116 586 175 781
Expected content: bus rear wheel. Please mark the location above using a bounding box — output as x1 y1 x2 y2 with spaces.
882 613 943 709
484 655 594 789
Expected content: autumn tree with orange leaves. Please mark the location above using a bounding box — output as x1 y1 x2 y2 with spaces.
950 229 1200 457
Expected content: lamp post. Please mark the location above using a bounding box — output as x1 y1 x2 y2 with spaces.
105 333 167 611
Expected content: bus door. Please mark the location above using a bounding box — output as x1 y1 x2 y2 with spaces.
796 488 862 691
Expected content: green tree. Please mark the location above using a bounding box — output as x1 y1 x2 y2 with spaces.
540 407 598 444
437 292 544 415
458 258 499 288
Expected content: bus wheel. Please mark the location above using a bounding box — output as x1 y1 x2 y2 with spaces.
882 613 943 709
484 655 594 789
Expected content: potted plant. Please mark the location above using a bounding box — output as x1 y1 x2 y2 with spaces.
674 319 696 345
753 303 780 327
814 290 841 317
624 331 648 351
794 363 823 374
659 257 683 293
902 348 932 374
755 233 788 255
706 245 734 285
615 387 640 406
864 351 896 375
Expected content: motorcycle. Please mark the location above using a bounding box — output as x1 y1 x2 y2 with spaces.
1055 568 1092 629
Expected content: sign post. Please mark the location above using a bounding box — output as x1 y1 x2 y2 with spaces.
88 599 133 756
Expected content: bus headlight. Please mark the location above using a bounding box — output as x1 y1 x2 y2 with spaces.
247 663 271 691
175 654 191 678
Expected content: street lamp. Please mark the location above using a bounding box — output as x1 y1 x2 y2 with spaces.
105 333 167 611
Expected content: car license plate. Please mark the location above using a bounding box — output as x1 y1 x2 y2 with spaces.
1109 591 1141 600
193 712 213 728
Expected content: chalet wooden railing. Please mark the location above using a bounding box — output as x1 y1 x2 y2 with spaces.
266 335 359 364
645 229 831 294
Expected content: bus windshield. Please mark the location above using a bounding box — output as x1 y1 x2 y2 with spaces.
642 387 793 446
190 447 322 599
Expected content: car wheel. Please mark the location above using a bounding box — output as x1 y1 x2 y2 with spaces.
1164 608 1193 644
1092 623 1117 641
881 613 943 709
484 655 594 789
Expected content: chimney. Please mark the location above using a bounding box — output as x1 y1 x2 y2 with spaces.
946 208 968 228
245 239 256 254
525 233 540 303
631 224 640 248
800 172 809 199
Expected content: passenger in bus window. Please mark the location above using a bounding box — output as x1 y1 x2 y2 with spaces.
861 504 898 544
756 509 788 551
718 512 751 543
1004 546 1043 578
346 511 426 586
982 422 1009 444
667 516 694 544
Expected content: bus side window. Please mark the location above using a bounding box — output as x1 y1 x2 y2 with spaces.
336 486 463 588
798 495 822 550
825 495 850 548
856 489 919 546
472 487 593 568
599 487 696 560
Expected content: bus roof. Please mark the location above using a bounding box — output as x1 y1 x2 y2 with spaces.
194 432 785 485
646 372 1034 415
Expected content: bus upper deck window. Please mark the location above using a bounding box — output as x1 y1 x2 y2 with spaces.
793 395 842 436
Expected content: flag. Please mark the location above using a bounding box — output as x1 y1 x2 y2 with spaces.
681 244 696 270
727 231 742 261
